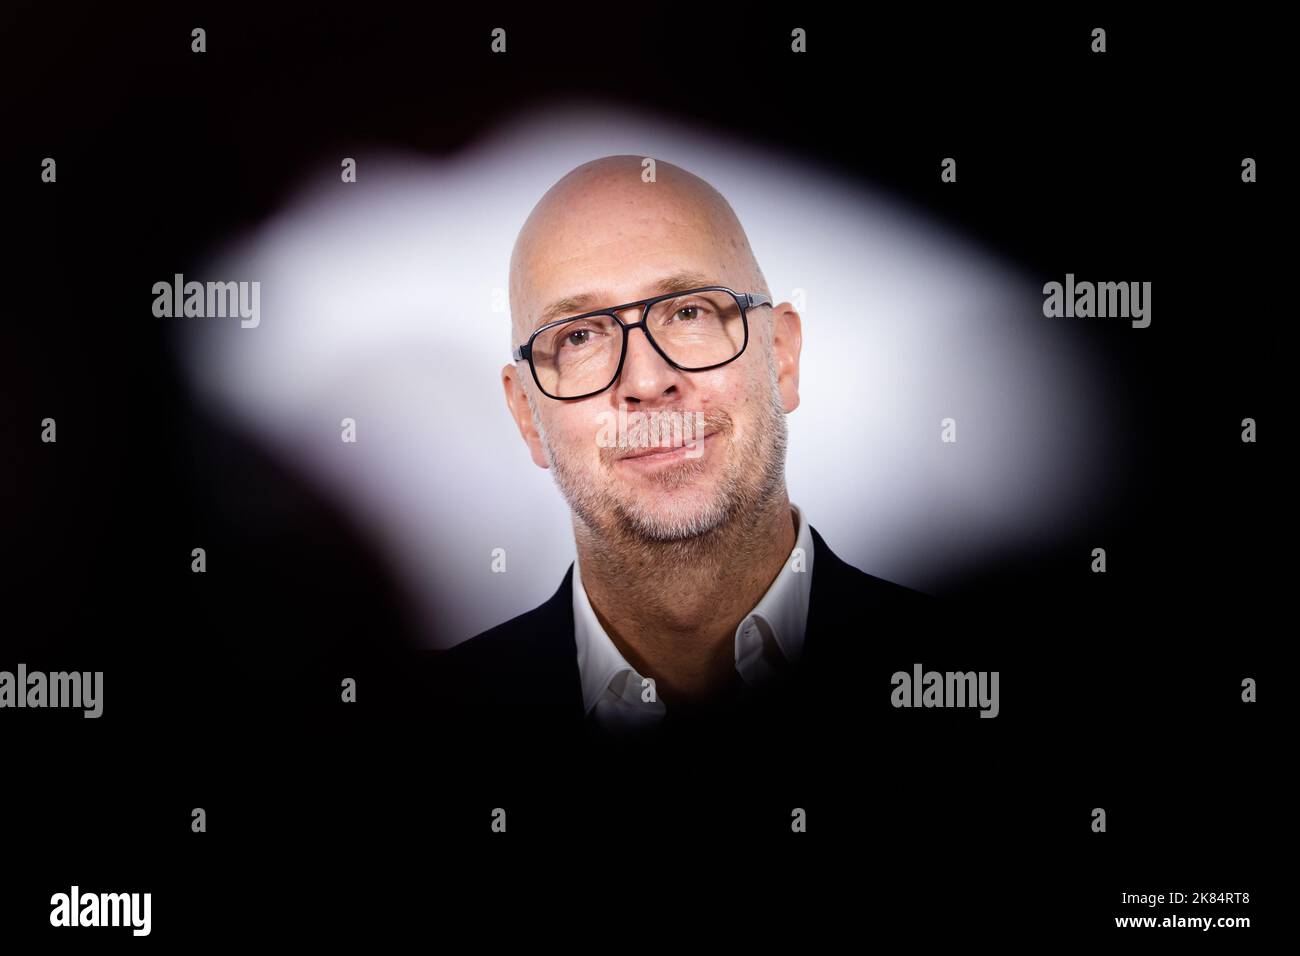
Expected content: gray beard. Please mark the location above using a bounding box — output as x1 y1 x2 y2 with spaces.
533 371 789 553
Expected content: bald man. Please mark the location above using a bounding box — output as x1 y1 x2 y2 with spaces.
438 156 928 742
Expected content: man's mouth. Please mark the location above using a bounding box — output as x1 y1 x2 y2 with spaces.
616 429 718 464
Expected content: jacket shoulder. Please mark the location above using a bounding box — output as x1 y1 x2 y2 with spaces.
433 564 582 721
445 598 556 663
808 524 931 605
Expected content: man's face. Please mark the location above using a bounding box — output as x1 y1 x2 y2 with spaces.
504 165 801 544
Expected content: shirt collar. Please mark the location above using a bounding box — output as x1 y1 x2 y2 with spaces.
571 503 815 715
571 555 634 715
739 502 814 667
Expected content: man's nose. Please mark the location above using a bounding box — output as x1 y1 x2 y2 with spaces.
612 305 683 402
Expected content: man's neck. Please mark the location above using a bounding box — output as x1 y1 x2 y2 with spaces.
574 494 798 708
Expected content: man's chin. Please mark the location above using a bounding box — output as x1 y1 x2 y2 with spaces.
611 493 733 543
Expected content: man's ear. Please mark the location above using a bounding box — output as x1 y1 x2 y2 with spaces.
771 304 803 413
503 364 550 469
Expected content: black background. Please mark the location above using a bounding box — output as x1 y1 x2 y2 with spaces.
2 4 1281 945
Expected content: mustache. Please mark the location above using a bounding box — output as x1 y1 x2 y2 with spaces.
595 408 733 465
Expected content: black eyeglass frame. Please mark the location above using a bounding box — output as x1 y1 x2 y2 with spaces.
512 286 773 401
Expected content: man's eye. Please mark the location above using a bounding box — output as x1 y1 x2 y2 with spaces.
564 328 592 347
675 306 700 321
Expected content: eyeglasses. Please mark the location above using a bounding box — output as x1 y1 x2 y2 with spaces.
512 285 773 400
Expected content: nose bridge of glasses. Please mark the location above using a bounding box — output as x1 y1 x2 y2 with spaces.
615 301 682 386
611 301 648 328
618 305 665 362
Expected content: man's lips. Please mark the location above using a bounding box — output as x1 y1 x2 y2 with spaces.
616 430 718 462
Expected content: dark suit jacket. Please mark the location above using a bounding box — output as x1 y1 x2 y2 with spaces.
433 525 931 752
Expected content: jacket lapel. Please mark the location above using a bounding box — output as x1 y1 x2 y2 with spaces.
803 524 850 667
533 563 587 723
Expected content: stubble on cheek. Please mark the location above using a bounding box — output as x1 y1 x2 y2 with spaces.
531 358 786 540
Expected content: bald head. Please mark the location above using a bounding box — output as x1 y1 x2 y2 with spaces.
509 156 768 349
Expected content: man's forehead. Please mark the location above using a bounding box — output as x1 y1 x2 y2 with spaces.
517 196 721 274
515 223 735 324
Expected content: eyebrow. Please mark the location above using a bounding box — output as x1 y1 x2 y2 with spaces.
533 270 715 330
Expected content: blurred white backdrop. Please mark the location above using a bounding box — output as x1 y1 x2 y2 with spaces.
178 98 1119 648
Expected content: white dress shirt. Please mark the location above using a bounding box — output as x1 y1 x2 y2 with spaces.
572 503 815 732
